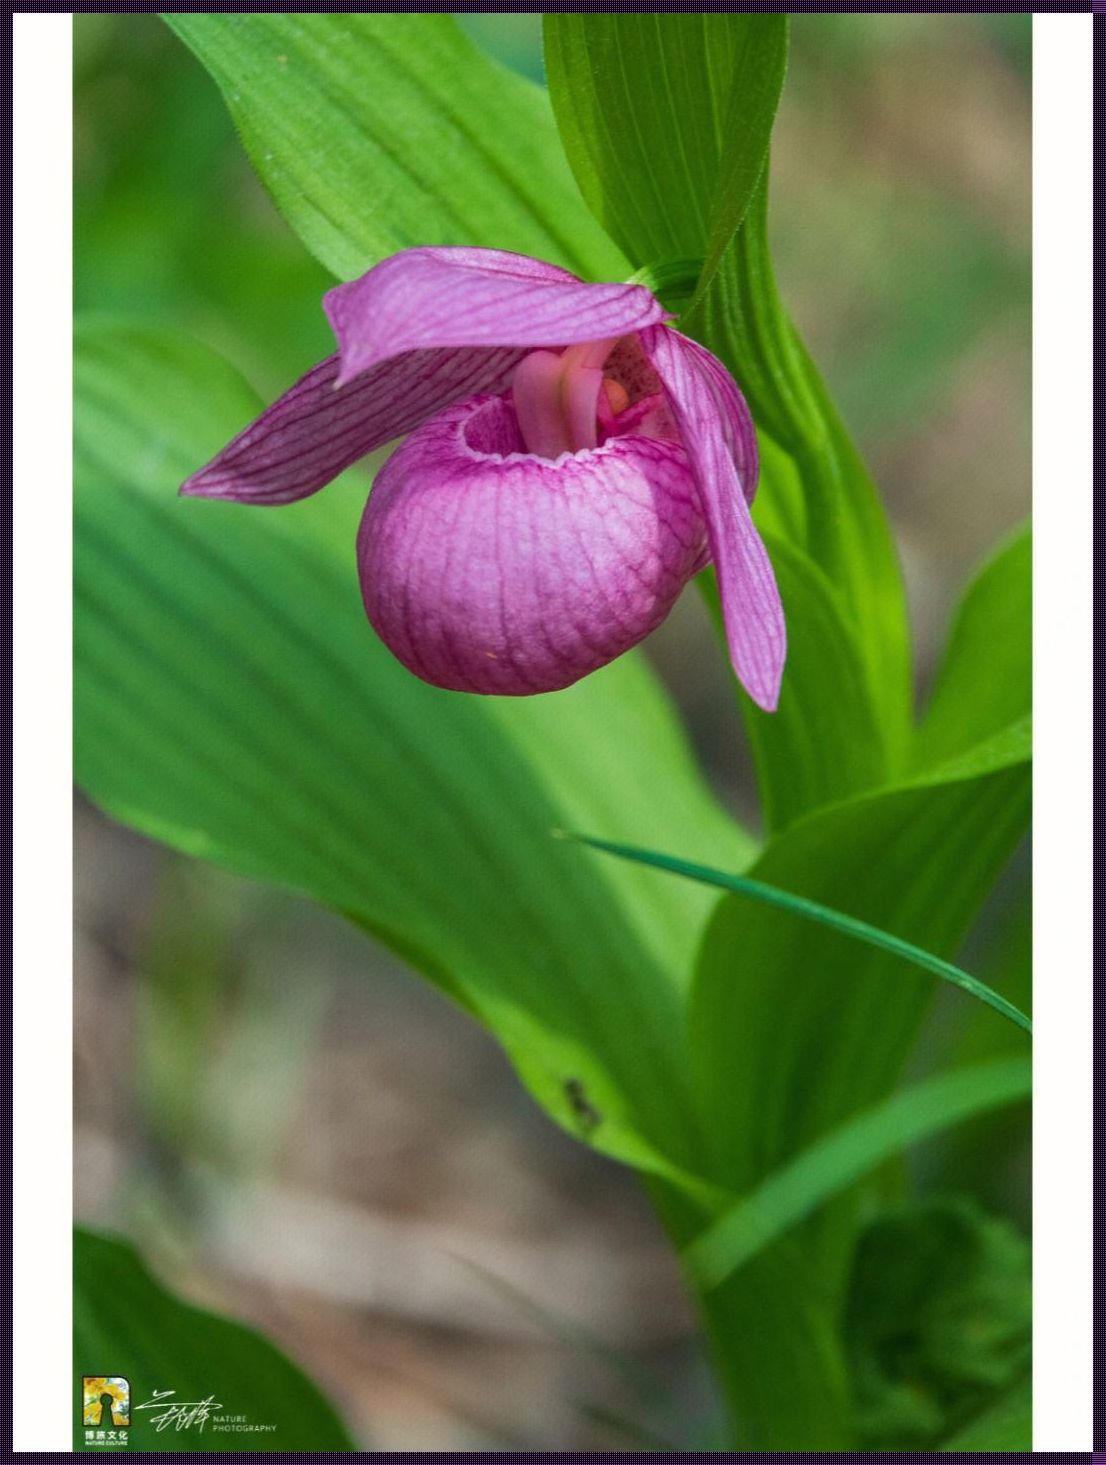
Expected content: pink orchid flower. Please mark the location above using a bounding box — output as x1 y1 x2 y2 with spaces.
182 247 786 709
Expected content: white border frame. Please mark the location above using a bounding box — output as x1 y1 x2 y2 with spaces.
10 10 1094 1452
1031 11 1093 1451
13 12 74 1455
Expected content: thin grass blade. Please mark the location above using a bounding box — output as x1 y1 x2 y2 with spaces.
568 835 1031 1034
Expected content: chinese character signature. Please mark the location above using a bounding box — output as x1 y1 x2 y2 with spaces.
135 1390 224 1432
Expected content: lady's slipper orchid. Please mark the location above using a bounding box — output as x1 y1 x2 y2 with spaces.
182 248 786 709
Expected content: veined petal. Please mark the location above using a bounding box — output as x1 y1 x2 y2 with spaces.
325 246 668 386
358 395 708 696
180 346 522 504
643 326 785 711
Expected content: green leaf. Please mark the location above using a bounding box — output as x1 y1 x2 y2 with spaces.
688 747 1030 1193
543 15 786 282
682 1059 1030 1292
648 1178 855 1450
74 1228 353 1451
915 714 1032 786
915 524 1031 771
709 1253 853 1448
74 319 752 1191
163 14 623 282
690 177 825 450
692 30 788 308
572 837 1031 1033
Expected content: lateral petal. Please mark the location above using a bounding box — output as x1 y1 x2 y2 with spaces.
181 345 521 504
643 326 786 711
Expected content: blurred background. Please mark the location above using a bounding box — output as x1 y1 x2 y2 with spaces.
74 14 1030 1449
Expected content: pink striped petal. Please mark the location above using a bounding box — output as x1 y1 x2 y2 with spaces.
180 346 523 504
324 247 668 387
358 394 708 696
642 326 785 711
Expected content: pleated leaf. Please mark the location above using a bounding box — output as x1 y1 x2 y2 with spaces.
543 15 785 275
164 13 624 283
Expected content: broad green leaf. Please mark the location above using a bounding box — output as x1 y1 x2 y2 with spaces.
74 320 752 1189
940 1380 1031 1450
914 714 1031 786
164 14 623 283
544 15 912 801
543 16 816 459
915 524 1031 770
543 15 786 280
74 1228 353 1451
689 752 1029 1191
706 1244 853 1448
572 837 1030 1033
682 1058 1030 1292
